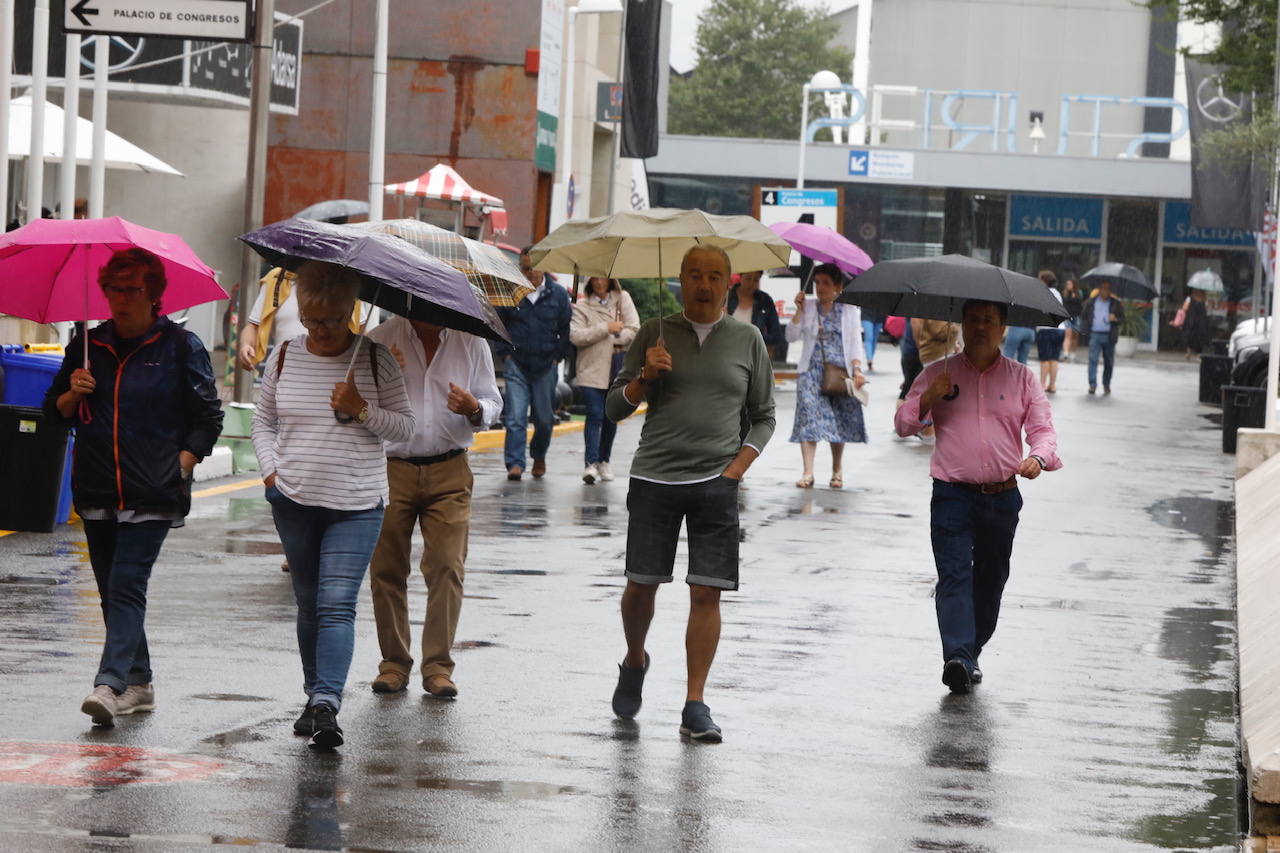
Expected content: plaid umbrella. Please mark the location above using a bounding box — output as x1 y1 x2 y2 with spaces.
354 219 532 307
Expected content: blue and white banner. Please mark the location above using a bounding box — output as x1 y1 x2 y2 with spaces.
1009 196 1103 240
1163 201 1255 248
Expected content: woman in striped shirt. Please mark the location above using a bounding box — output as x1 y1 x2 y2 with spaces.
252 261 415 750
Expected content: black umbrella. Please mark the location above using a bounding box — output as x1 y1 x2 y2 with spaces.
837 254 1069 327
1080 262 1154 300
294 199 371 224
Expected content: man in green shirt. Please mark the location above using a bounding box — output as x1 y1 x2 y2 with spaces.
605 246 776 743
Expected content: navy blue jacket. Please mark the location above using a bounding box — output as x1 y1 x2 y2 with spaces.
43 317 224 518
495 277 573 376
727 286 784 350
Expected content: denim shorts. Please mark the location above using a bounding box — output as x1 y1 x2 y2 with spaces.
624 476 741 591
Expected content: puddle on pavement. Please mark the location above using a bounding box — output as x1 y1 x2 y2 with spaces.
0 574 61 586
220 538 285 556
454 640 498 650
413 777 582 799
191 693 270 702
1146 496 1233 562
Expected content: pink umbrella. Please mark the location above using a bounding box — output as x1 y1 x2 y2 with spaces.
768 221 874 276
0 217 225 326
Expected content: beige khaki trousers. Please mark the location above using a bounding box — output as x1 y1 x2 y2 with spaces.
370 454 472 681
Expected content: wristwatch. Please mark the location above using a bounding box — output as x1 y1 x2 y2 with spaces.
355 404 371 424
1029 454 1046 469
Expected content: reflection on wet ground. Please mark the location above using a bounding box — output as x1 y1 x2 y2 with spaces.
0 361 1242 850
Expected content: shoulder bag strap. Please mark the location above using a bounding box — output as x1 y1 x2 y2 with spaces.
275 339 289 379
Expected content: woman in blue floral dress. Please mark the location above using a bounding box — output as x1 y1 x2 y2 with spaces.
785 263 867 488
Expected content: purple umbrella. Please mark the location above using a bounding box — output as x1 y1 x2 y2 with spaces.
239 218 509 343
768 221 874 276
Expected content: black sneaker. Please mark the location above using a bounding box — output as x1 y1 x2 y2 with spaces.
293 703 316 736
679 701 723 743
308 703 344 750
971 666 983 685
942 658 972 694
611 653 649 719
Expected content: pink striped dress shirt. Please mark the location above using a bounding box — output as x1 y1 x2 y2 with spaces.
894 352 1062 484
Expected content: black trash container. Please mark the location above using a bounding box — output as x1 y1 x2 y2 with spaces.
1222 385 1268 454
1199 354 1233 405
0 405 71 532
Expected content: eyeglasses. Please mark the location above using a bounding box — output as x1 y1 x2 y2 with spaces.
300 315 347 330
103 285 146 297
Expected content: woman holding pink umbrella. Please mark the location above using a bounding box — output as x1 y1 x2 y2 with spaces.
42 247 224 728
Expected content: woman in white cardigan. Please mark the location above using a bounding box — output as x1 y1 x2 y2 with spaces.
785 263 868 488
569 277 639 483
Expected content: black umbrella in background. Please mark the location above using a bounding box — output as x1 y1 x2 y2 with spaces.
1080 262 1155 300
294 199 371 224
837 254 1068 328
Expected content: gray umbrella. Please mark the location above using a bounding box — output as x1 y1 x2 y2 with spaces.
1080 262 1155 300
294 199 371 223
837 254 1069 327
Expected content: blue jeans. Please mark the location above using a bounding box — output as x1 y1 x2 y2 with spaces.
503 359 557 469
268 487 383 711
1087 335 1116 389
1001 326 1034 364
580 386 616 465
861 320 883 365
929 480 1022 672
83 519 171 692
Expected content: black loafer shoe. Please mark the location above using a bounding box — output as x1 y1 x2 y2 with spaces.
611 653 650 719
942 658 972 694
971 667 983 685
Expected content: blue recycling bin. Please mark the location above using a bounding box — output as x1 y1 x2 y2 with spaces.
0 348 73 525
0 346 63 406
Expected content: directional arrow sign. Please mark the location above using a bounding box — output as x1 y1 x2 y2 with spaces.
63 0 251 43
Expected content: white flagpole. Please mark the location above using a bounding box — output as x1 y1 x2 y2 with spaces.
59 34 81 219
88 35 108 218
25 0 50 223
0 0 14 223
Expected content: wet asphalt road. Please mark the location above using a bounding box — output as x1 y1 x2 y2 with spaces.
0 353 1239 851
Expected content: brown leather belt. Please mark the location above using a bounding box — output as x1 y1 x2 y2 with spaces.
941 476 1017 495
396 448 465 466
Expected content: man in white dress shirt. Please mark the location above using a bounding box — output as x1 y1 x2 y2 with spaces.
366 317 502 698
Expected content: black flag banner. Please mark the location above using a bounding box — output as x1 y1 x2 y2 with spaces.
621 0 662 159
1185 57 1264 230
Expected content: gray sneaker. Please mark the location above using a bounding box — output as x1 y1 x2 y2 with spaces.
598 462 614 482
680 700 723 743
116 684 155 716
81 685 117 726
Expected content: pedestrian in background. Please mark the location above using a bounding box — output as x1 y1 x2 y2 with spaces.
1181 288 1210 360
726 269 784 359
1001 305 1035 365
496 249 572 481
1060 277 1084 361
911 317 960 440
252 261 415 749
237 268 361 373
365 317 502 699
895 299 1061 694
1034 270 1065 393
607 246 775 743
897 316 923 414
786 263 867 489
44 248 224 727
1080 279 1125 395
861 307 886 372
570 276 639 484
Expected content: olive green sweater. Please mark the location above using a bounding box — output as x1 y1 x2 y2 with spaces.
606 313 776 483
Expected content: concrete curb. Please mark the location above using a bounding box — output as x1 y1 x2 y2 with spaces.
1236 447 1280 830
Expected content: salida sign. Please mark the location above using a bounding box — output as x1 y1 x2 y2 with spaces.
1009 195 1103 240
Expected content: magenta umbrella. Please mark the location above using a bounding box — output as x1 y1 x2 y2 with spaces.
0 217 226 376
767 221 874 276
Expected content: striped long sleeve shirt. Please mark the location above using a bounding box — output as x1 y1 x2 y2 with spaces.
252 335 415 510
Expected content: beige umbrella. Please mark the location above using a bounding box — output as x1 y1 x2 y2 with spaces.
529 208 791 344
529 207 791 279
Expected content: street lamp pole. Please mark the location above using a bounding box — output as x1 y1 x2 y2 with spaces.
25 0 49 224
1265 0 1280 430
0 0 14 222
368 0 387 225
797 83 810 189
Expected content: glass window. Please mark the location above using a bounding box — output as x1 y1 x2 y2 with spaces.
1158 246 1256 350
878 187 945 260
1105 200 1158 279
1007 241 1100 284
943 190 1006 266
648 174 752 216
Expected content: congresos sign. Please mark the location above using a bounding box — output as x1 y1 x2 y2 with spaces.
64 0 252 43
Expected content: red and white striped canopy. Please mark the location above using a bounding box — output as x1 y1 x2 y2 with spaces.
385 164 504 207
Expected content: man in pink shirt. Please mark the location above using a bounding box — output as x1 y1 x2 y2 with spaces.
894 300 1062 694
